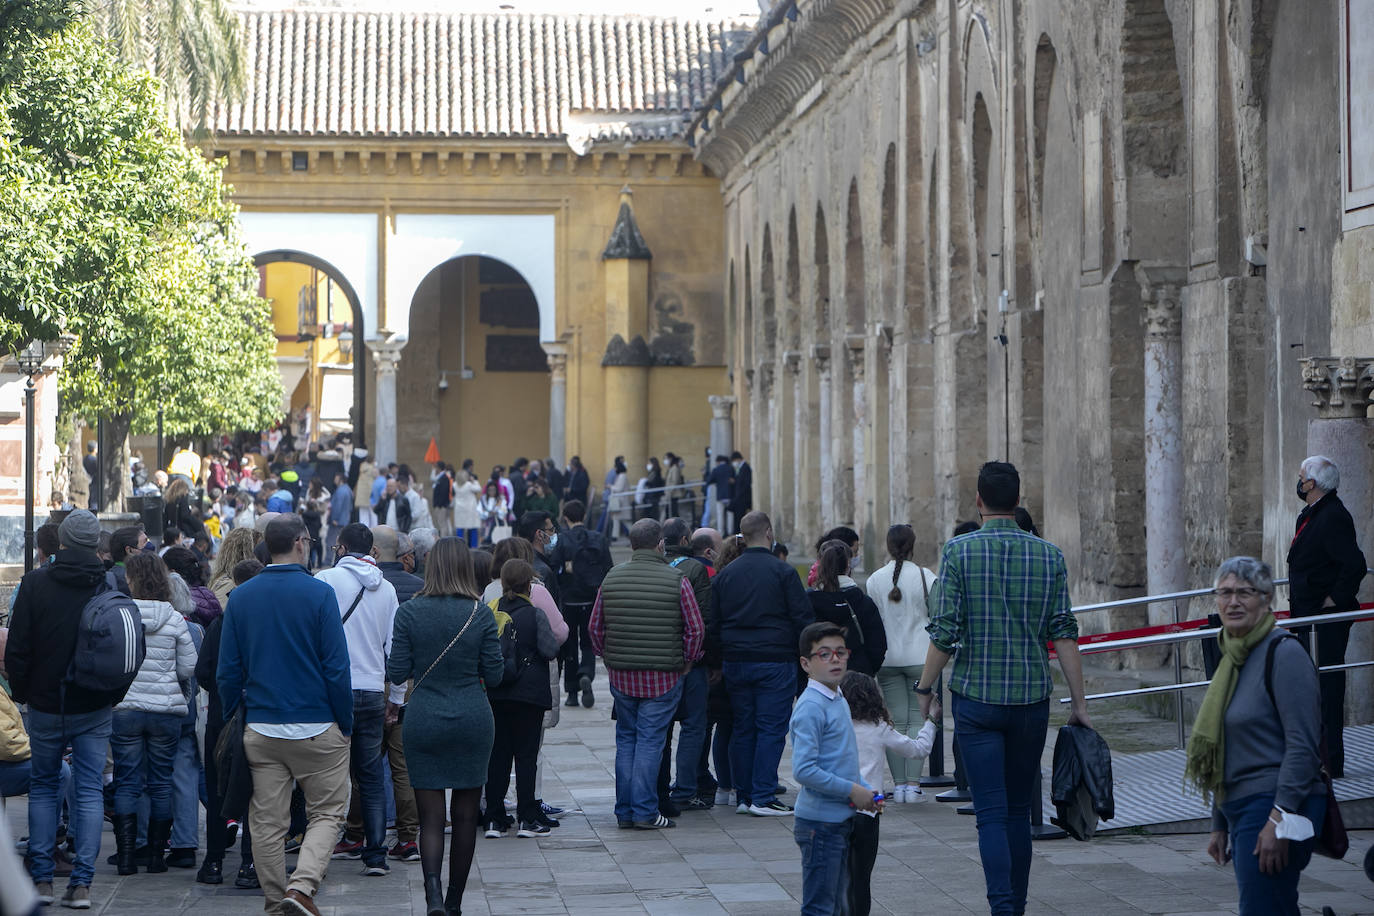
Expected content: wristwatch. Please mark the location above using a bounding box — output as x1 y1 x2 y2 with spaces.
913 684 933 696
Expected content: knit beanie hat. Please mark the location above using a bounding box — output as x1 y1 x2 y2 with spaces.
59 509 101 549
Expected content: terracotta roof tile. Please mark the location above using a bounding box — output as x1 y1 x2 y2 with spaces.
212 9 751 141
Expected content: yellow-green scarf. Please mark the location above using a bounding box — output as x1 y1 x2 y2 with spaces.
1184 612 1276 802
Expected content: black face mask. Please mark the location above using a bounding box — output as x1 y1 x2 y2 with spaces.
1296 479 1310 502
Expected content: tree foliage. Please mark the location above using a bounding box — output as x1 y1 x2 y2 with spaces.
0 19 282 441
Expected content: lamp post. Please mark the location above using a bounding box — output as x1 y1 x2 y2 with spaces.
16 340 48 573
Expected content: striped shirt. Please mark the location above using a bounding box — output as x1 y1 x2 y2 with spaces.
926 517 1078 706
589 577 704 699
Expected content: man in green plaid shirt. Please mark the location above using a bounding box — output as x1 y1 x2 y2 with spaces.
915 462 1090 916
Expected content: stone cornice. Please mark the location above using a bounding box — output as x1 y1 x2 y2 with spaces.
689 0 914 178
207 140 707 180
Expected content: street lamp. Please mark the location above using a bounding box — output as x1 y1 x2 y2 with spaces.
16 340 49 573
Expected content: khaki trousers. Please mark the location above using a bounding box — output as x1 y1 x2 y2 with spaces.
345 718 417 843
243 725 350 913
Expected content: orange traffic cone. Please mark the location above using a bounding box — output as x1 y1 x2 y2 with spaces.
424 436 441 464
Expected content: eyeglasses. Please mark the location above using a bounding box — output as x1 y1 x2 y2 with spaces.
1214 587 1264 600
808 647 850 662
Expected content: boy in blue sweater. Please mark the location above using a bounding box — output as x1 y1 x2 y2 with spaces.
790 621 880 915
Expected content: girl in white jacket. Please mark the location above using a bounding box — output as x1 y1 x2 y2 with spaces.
110 553 197 875
842 671 939 916
865 524 938 799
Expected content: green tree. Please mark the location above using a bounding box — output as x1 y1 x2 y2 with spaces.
0 21 281 508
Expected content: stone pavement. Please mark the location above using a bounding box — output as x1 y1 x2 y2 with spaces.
7 676 1374 915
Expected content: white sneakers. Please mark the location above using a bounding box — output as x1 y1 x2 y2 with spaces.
890 785 927 803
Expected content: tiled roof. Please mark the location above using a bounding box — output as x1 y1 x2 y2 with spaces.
212 9 753 141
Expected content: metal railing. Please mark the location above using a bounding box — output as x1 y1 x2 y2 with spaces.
1059 600 1374 749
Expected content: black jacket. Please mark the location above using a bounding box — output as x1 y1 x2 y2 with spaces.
730 462 753 514
378 561 424 606
5 547 130 714
487 596 556 709
705 463 733 501
550 525 612 604
711 547 812 663
566 467 590 505
533 551 562 609
806 586 888 675
1287 491 1367 616
165 494 207 542
1050 724 1114 840
665 545 717 667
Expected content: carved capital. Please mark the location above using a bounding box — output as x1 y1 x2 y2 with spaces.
844 333 866 355
708 394 737 420
366 334 406 375
783 349 803 373
1145 285 1183 339
543 341 569 383
1301 356 1374 419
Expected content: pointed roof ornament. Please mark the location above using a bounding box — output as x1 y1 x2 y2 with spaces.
601 185 652 260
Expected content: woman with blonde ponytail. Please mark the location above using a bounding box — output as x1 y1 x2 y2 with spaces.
865 525 938 802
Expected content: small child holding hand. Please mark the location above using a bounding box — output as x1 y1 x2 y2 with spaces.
840 671 940 916
789 621 880 915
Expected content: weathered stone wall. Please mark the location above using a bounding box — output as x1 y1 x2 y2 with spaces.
696 0 1369 691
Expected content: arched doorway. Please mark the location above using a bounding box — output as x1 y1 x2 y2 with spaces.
400 256 550 473
253 250 368 448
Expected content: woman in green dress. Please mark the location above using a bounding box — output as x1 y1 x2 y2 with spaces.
388 537 504 916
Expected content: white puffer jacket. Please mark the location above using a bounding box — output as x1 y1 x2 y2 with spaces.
116 599 197 716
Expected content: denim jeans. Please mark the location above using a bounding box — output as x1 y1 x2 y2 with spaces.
170 723 201 848
1220 792 1325 915
953 693 1049 916
669 666 709 801
723 660 796 807
111 708 181 819
610 680 683 823
559 602 597 694
27 707 112 887
794 815 853 916
349 690 387 865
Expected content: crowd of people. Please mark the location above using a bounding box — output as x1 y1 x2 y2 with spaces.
0 447 1358 916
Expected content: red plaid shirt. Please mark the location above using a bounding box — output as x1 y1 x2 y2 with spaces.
589 576 704 698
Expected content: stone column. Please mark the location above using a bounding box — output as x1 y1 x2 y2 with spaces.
785 351 804 543
847 334 867 562
367 336 405 465
1145 284 1186 616
708 395 736 530
1300 356 1374 725
544 342 569 467
813 344 833 523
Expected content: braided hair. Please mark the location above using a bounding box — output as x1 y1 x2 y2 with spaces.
885 524 916 602
817 540 850 592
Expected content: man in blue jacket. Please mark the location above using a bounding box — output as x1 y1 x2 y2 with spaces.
219 514 353 916
710 510 812 816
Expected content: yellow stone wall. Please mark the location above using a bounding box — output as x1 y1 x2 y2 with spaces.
217 141 729 478
261 261 351 423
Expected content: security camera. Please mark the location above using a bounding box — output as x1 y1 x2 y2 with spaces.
438 375 449 391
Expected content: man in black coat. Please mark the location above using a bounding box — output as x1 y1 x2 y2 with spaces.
704 455 733 532
1287 455 1368 776
727 452 753 528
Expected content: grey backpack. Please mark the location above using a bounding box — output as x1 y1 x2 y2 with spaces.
65 585 146 694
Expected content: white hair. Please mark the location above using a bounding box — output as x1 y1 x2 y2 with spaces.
408 527 439 562
1301 455 1340 493
167 572 196 617
1213 556 1275 597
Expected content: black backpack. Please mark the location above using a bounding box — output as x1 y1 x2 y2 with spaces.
66 584 146 694
571 529 611 597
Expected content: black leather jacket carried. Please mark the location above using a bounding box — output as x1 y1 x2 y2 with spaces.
1050 724 1114 840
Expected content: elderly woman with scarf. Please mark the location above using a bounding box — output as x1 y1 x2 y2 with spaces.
1187 556 1326 916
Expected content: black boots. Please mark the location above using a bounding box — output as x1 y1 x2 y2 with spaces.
445 884 463 915
144 818 172 873
112 813 139 876
423 873 446 916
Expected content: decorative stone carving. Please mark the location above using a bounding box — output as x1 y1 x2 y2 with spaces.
709 395 737 420
783 349 803 373
544 342 569 382
1301 357 1374 419
1145 285 1183 339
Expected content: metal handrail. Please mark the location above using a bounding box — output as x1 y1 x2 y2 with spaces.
1058 606 1374 751
1072 578 1293 615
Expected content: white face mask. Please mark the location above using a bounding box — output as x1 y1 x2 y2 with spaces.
646 463 653 472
